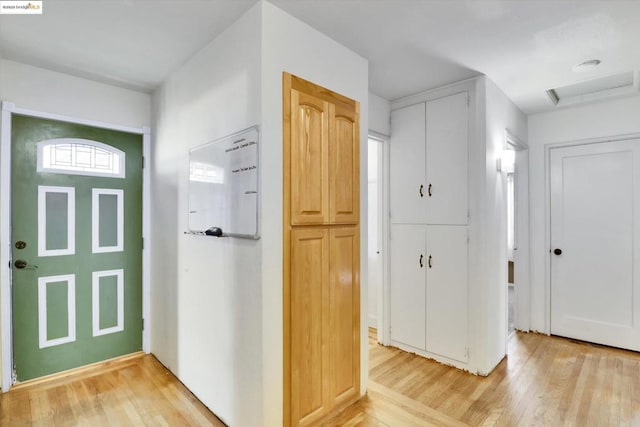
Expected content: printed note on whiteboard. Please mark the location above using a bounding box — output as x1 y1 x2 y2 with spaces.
188 126 259 239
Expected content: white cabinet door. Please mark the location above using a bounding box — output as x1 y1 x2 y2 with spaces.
550 140 640 351
426 225 468 362
390 225 426 350
390 103 426 224
425 92 468 225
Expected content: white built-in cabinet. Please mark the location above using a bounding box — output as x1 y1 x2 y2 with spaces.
389 90 470 365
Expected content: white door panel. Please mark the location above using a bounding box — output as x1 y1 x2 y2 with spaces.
390 225 426 350
425 92 468 225
551 139 640 350
390 104 426 224
426 226 468 362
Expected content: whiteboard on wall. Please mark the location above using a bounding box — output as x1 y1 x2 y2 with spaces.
188 126 259 239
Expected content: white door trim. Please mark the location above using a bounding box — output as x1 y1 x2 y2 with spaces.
368 131 391 346
543 132 640 335
0 101 152 392
504 130 530 336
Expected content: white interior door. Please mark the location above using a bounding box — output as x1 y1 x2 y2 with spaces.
425 92 468 225
425 225 468 362
550 139 640 350
390 103 426 224
390 225 426 350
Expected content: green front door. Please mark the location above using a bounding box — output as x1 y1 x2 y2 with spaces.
11 115 143 382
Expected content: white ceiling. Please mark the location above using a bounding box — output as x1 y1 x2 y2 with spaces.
1 0 639 113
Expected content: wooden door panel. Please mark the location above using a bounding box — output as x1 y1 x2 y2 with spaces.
390 103 426 224
425 92 468 225
425 225 468 363
284 73 361 426
290 89 329 225
330 105 359 224
329 226 360 406
290 228 330 425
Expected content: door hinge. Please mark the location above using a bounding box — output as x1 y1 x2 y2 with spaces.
142 318 144 330
467 94 470 107
142 237 144 250
142 156 145 169
465 347 470 359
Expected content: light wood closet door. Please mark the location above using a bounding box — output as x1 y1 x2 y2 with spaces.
290 228 330 426
290 89 330 225
330 105 359 224
284 72 360 427
330 226 360 407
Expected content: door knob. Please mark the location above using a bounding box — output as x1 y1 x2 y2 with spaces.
419 184 424 198
13 259 37 270
419 254 424 268
553 248 562 255
14 259 28 269
428 255 433 269
428 183 432 197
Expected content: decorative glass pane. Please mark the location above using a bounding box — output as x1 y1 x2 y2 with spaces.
45 192 68 251
92 189 124 253
99 194 118 248
98 275 119 330
38 186 75 257
46 281 70 340
38 274 76 349
92 269 124 337
38 139 125 178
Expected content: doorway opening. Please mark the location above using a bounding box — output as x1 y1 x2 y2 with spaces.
504 147 516 336
367 135 385 332
504 131 530 343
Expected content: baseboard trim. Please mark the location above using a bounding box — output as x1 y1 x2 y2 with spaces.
9 351 145 391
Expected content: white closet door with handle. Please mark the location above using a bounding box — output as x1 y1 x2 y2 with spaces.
425 225 468 362
425 92 468 225
390 103 426 224
390 225 426 350
550 139 640 350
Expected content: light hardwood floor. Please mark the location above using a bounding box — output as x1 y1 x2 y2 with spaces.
325 328 640 426
4 330 640 426
0 353 225 426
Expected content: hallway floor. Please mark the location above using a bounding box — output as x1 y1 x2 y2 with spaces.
4 330 640 426
327 328 640 426
0 353 224 426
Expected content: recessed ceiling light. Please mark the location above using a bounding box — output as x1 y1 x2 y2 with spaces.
573 59 601 73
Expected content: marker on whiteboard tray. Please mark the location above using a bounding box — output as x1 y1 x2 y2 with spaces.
205 227 223 237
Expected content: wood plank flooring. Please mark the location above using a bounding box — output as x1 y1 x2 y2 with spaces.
0 353 225 426
325 328 640 426
4 330 640 426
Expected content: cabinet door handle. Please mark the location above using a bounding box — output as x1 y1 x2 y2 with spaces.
419 254 424 268
428 255 432 269
419 184 424 198
428 183 432 197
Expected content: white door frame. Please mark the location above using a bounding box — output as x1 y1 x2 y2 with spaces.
0 101 151 392
505 130 530 336
543 132 640 334
368 131 391 345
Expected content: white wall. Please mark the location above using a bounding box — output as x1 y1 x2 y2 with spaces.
0 58 151 390
481 77 527 372
528 95 640 332
369 92 390 136
0 59 150 128
260 2 369 425
150 4 263 426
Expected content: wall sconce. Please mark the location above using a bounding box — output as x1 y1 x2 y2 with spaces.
497 149 515 173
